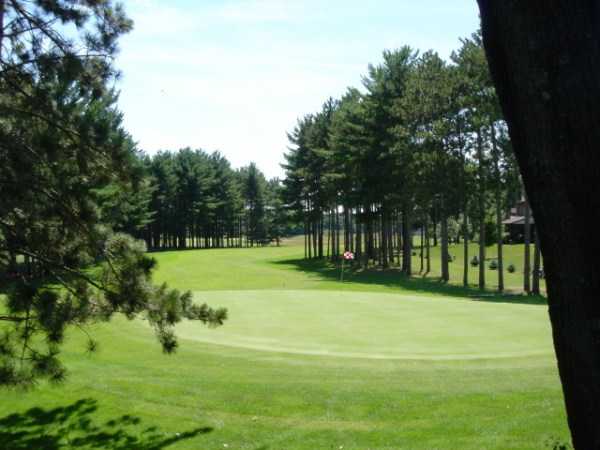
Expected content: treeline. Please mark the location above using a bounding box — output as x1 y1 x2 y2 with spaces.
282 32 541 293
100 150 289 251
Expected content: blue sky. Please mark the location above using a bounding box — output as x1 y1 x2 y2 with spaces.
115 0 480 178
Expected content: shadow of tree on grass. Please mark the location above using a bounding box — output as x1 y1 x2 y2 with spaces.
0 398 212 450
273 257 547 306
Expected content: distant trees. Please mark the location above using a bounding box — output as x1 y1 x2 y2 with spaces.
140 150 285 251
282 34 520 290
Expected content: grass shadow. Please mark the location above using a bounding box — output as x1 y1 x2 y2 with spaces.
0 398 212 450
273 257 547 306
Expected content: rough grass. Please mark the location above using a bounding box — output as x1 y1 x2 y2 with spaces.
0 238 569 449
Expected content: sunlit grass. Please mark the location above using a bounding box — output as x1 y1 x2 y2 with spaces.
0 238 567 450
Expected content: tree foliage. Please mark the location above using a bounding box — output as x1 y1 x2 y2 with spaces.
0 1 227 387
282 34 520 287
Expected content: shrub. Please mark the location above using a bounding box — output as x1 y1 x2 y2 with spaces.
470 256 479 267
507 264 516 273
489 260 498 270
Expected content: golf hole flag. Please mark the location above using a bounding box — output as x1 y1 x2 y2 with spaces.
340 251 354 281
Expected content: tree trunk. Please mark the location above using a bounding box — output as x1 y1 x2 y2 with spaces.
327 209 332 259
387 213 394 265
381 210 389 268
318 215 323 259
304 220 307 259
307 221 312 259
367 206 374 263
478 3 600 447
524 195 531 293
349 207 355 253
476 129 486 290
432 210 438 247
491 122 504 292
312 218 318 258
440 209 449 283
463 210 469 287
355 213 362 261
344 207 350 252
402 206 412 276
533 231 541 295
335 207 340 260
397 211 403 266
460 119 469 287
425 217 431 274
420 222 424 273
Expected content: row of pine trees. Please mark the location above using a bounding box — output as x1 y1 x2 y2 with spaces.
281 32 541 293
104 150 289 251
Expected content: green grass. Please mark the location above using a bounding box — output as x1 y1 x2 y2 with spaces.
153 237 545 295
0 238 569 449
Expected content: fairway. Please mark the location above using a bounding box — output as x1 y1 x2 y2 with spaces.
3 3 589 448
0 241 569 449
174 290 553 360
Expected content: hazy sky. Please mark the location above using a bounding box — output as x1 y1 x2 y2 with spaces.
115 0 480 178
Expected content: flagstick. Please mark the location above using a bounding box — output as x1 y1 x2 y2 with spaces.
341 258 345 282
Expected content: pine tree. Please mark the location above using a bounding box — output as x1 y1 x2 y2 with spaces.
0 1 226 387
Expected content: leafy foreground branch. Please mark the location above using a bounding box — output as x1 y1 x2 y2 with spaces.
0 233 227 388
0 0 226 388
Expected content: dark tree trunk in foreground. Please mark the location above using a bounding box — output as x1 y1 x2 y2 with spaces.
478 2 600 448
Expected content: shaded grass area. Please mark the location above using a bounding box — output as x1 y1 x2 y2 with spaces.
0 398 211 450
274 257 546 306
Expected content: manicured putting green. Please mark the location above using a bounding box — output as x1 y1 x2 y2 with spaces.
167 290 554 360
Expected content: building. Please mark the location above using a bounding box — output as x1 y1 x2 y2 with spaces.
502 198 535 243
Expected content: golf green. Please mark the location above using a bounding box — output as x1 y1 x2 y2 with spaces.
169 290 553 360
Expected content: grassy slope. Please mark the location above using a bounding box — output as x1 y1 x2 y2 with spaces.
0 239 568 450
